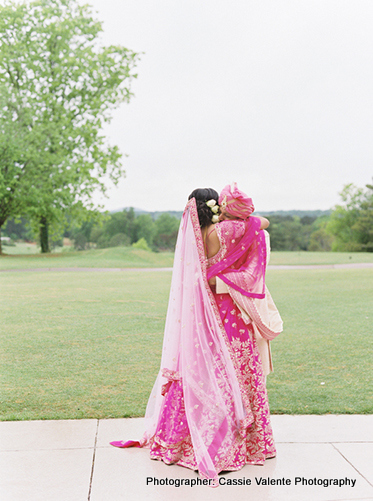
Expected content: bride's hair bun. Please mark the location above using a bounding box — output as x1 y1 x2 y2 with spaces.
188 188 219 228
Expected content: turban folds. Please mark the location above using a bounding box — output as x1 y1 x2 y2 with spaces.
219 183 255 219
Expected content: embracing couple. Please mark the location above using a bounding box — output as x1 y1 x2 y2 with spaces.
112 184 283 485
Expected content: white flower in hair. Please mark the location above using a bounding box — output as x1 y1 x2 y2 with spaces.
211 205 219 214
206 199 216 207
212 215 219 223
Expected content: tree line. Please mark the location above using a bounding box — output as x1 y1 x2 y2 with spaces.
2 182 372 252
324 182 373 252
264 182 372 252
2 209 180 252
69 209 180 251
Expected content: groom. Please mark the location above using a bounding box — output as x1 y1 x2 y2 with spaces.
214 183 283 377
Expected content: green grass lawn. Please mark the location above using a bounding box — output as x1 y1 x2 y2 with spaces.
0 246 175 270
1 271 171 420
1 267 372 420
1 242 42 255
1 245 373 270
266 269 372 414
268 250 373 265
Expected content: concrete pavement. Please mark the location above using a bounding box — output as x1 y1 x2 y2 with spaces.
1 415 372 501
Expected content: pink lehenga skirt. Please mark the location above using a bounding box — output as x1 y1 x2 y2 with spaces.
148 291 276 472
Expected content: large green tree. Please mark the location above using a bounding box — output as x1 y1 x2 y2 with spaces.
0 0 138 253
327 183 373 251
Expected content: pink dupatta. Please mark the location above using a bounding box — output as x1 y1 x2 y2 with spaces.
112 199 268 482
207 217 267 299
144 198 256 481
209 219 283 341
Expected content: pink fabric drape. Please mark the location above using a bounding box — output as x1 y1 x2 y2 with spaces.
209 219 283 342
140 198 253 482
207 217 267 299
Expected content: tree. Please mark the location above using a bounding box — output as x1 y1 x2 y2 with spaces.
326 183 373 251
2 216 32 241
153 213 180 250
351 183 373 251
307 215 334 251
0 0 138 253
104 209 135 241
308 228 334 251
70 216 98 250
132 214 155 248
266 215 304 251
88 208 136 248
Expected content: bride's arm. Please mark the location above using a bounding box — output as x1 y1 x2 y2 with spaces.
255 216 270 230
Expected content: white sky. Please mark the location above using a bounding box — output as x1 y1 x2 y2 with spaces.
87 0 373 212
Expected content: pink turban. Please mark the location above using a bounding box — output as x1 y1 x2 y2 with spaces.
219 183 255 219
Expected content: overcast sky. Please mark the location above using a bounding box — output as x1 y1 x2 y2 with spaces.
87 0 373 213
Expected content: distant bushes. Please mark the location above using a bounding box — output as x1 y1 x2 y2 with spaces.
325 183 373 252
132 237 151 251
70 209 180 251
262 214 333 252
263 182 372 252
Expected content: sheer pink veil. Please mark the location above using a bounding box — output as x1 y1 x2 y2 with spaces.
142 198 250 482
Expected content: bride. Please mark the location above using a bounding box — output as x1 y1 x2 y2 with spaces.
111 185 282 484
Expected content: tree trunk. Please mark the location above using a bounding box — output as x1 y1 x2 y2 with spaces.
40 216 50 253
